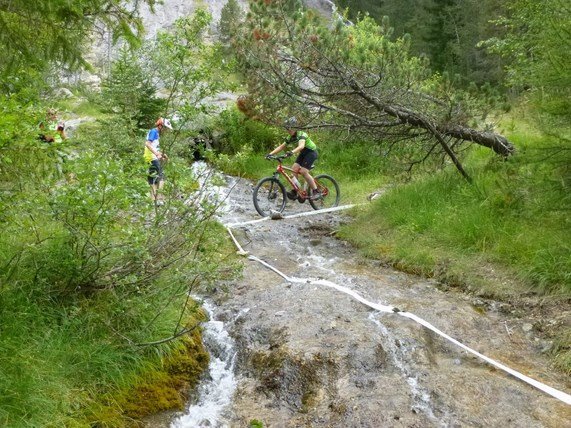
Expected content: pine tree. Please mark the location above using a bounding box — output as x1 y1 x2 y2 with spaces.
333 0 507 86
101 48 165 130
482 0 571 130
219 0 244 45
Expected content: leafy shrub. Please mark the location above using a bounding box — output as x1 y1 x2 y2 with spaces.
0 110 240 425
215 107 281 154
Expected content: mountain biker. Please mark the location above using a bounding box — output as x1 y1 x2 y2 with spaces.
266 117 322 200
144 117 173 205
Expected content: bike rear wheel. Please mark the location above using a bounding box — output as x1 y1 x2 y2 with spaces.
253 177 286 217
309 174 340 210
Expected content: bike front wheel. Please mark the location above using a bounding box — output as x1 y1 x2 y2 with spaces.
253 177 286 217
309 174 340 210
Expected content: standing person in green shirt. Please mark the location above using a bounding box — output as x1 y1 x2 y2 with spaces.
39 109 68 176
266 117 322 200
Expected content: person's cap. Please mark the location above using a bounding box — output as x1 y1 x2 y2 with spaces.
156 117 173 129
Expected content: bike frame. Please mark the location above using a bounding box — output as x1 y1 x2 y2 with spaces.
253 155 337 217
272 159 309 200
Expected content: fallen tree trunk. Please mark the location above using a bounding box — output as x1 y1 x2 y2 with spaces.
441 126 514 156
382 104 514 157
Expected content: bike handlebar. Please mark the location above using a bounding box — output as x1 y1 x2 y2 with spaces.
265 153 291 161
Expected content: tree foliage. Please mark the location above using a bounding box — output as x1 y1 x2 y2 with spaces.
0 107 236 424
144 10 236 133
234 0 513 179
478 0 571 211
219 0 245 46
0 0 155 88
481 0 571 126
335 0 507 86
0 6 243 421
101 47 166 130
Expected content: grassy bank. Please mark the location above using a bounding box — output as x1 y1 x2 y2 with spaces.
0 272 210 426
337 128 570 295
0 219 234 426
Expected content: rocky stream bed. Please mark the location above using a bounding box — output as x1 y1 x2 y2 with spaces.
149 168 571 428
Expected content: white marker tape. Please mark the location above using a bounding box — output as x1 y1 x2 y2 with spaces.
226 204 359 228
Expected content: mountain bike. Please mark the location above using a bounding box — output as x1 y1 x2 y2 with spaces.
253 154 340 217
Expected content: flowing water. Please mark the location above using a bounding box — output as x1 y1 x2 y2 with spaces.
171 301 237 428
151 165 570 427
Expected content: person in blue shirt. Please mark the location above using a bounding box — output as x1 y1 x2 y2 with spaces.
144 117 172 205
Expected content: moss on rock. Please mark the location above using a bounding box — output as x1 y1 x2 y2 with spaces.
83 323 209 427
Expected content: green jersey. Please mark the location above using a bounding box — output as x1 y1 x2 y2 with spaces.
286 131 316 151
48 121 63 143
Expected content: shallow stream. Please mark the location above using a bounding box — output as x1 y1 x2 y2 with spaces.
171 301 237 427
152 164 570 427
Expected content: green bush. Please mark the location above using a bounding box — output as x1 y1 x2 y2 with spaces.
0 107 240 425
215 107 281 154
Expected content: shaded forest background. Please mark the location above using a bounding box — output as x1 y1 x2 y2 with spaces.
336 0 506 86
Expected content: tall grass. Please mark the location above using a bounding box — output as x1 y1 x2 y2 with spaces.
338 134 571 295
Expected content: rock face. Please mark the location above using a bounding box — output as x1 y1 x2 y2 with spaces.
135 0 335 39
304 0 337 18
137 0 246 40
65 0 247 88
64 0 336 88
133 0 335 61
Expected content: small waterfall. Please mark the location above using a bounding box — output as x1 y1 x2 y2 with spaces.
171 301 237 428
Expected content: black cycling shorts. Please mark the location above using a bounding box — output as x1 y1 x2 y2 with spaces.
147 159 164 185
295 148 318 170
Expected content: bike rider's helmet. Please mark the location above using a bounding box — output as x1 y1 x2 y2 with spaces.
156 117 173 130
283 116 298 129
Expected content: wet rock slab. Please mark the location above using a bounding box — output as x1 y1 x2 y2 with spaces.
186 173 571 427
